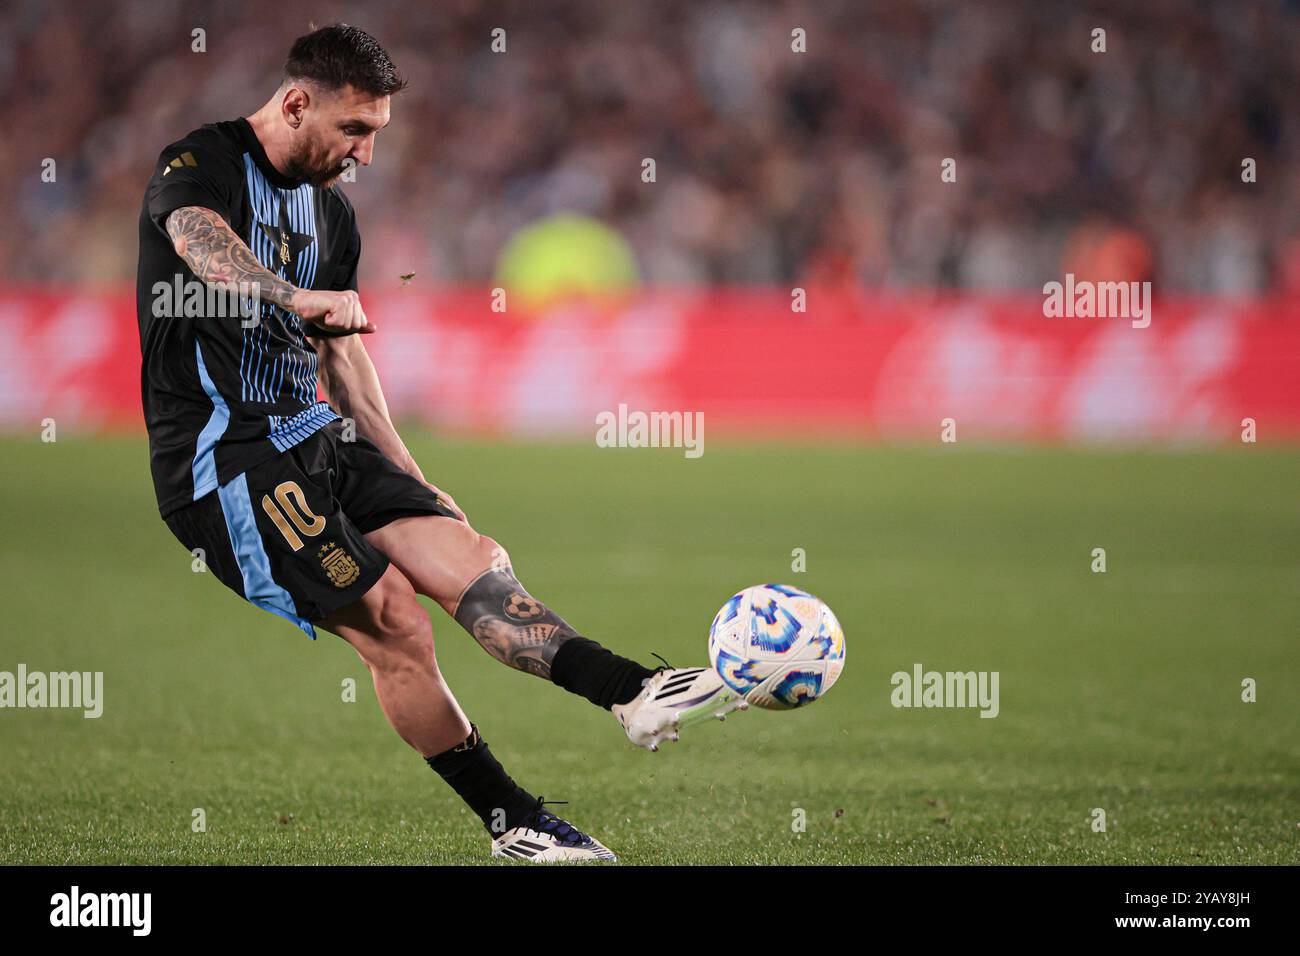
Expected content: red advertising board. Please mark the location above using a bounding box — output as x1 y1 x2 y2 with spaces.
2 289 1297 441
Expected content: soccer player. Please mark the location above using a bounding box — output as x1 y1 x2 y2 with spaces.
136 24 745 863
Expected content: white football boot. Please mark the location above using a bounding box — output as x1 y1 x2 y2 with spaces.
612 666 749 751
490 800 617 863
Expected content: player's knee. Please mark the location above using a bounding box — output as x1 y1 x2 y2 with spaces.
377 594 431 643
369 590 435 673
415 513 503 572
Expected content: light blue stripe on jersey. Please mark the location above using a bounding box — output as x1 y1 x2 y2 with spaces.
243 154 277 404
288 185 319 404
241 153 322 406
217 472 316 639
240 156 261 403
268 401 339 453
192 339 231 501
296 185 320 287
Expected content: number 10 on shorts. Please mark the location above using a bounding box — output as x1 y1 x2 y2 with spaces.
261 480 325 551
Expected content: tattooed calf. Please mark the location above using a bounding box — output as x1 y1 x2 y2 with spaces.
453 569 580 678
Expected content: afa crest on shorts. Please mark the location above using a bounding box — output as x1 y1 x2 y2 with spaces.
318 542 361 588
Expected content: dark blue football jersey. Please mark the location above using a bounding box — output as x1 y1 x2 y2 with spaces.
137 118 360 516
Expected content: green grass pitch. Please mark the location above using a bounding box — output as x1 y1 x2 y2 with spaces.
1 433 1297 865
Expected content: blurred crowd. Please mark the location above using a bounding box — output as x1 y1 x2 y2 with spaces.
3 0 1299 294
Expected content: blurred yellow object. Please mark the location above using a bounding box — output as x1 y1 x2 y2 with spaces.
495 213 640 313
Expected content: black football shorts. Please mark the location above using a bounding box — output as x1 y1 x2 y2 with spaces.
163 421 459 638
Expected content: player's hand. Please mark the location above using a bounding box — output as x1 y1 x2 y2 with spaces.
289 289 376 334
425 481 467 523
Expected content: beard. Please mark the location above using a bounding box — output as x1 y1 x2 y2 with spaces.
283 142 349 187
306 163 349 188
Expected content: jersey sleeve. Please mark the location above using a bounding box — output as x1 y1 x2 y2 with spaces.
145 141 239 235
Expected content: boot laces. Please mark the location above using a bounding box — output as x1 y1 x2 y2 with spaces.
528 797 589 847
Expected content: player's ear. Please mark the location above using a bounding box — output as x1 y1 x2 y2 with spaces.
281 85 309 129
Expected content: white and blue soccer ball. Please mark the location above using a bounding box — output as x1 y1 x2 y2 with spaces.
708 584 845 710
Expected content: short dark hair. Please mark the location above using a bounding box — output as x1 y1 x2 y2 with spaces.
283 24 406 96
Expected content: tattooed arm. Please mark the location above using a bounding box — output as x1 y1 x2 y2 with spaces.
164 205 374 333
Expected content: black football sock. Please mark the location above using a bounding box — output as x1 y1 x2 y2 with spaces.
426 724 537 835
550 636 657 709
454 567 656 708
